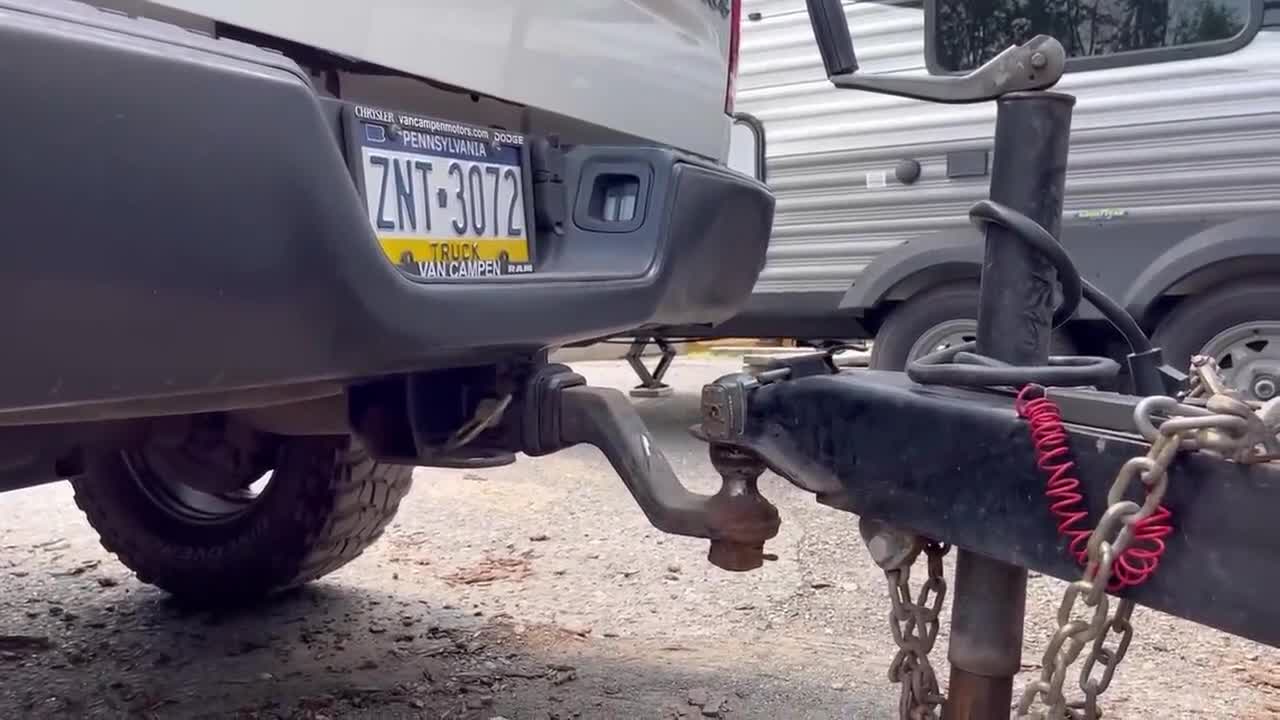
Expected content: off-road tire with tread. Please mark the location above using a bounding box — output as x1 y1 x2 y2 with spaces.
71 437 411 603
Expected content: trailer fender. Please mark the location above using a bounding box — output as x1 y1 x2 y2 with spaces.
1123 215 1280 324
837 232 983 313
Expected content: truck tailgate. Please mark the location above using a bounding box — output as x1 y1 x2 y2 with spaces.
149 0 737 161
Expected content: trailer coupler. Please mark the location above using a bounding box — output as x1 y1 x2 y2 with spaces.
688 350 1280 650
516 365 780 571
500 352 1280 646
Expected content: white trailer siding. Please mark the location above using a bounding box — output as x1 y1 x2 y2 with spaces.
737 0 1280 299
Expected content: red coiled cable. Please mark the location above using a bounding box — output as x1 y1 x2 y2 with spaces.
1015 385 1173 590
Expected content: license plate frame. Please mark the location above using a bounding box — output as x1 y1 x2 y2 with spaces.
344 103 536 280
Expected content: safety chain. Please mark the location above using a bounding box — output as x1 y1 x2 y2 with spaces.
1017 355 1274 719
1184 355 1233 402
883 540 951 720
1179 356 1280 463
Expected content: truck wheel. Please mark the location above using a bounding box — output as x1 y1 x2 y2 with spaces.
870 284 1074 371
1154 281 1280 402
71 430 412 604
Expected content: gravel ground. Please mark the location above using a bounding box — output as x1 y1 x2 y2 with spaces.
1 358 1279 719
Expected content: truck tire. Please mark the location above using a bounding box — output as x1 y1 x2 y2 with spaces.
870 284 1074 371
71 435 411 604
1153 281 1280 402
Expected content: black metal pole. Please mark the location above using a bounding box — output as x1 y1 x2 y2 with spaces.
944 91 1075 720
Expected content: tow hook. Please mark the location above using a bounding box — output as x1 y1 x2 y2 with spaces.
523 366 780 571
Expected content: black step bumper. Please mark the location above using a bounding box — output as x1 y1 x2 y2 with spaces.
0 1 773 421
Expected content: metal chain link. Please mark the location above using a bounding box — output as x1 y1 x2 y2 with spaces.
1017 356 1272 719
863 356 1280 720
883 540 951 720
1179 355 1280 463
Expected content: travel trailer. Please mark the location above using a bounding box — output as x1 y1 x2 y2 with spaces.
664 0 1280 402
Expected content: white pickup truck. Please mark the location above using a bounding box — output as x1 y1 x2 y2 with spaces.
0 0 773 602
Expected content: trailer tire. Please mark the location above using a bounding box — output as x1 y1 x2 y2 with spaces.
72 435 411 605
1153 281 1280 401
870 284 1075 371
870 285 980 370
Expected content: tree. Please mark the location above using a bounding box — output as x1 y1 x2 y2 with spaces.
932 0 1245 71
1171 0 1244 44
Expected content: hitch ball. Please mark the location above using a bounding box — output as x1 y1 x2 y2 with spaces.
706 445 781 571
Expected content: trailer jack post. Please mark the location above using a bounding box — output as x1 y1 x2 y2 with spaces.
945 554 1028 719
941 90 1075 717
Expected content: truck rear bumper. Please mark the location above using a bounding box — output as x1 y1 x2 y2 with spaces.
0 0 773 421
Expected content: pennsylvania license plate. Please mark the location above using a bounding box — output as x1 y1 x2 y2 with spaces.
350 105 534 279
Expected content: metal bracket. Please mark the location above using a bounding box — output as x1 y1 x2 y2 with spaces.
829 35 1066 104
702 350 844 443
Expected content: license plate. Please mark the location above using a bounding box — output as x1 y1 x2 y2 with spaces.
349 104 534 279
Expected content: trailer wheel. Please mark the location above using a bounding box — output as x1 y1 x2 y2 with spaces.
1154 281 1280 402
71 427 411 604
871 284 1074 371
870 285 979 370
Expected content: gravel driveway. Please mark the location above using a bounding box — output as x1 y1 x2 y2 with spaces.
0 358 1277 719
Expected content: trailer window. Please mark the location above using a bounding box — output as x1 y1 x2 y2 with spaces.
1265 0 1280 26
931 0 1254 72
